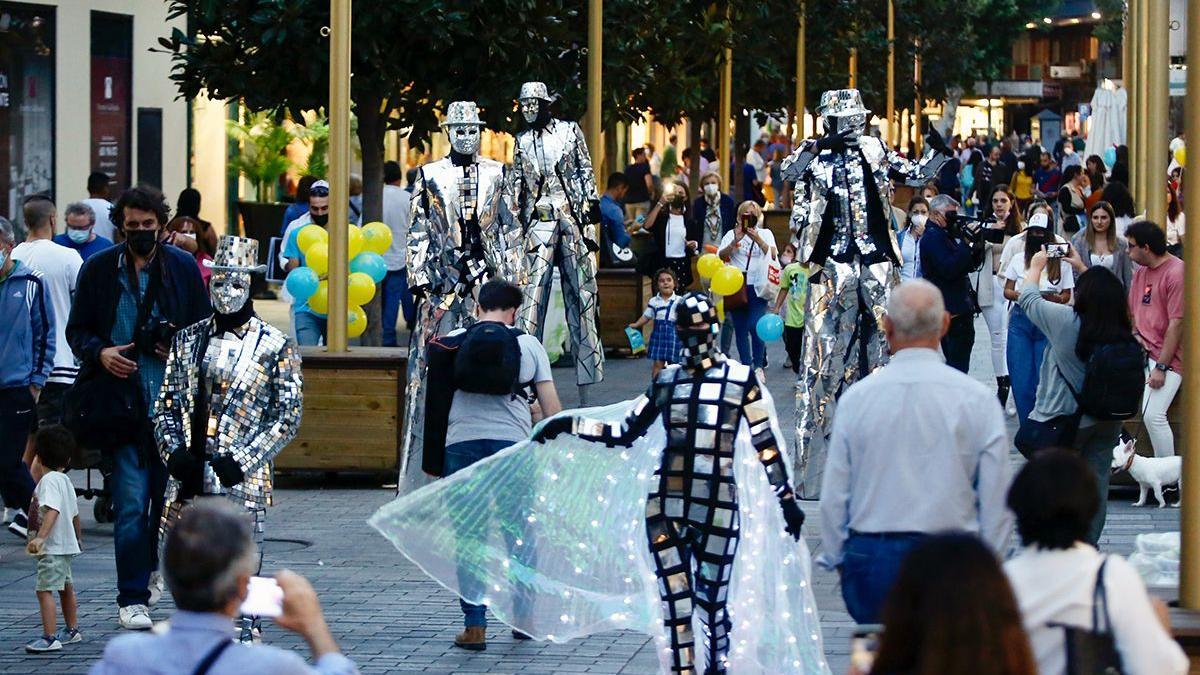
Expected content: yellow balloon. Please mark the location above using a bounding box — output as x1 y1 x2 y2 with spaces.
348 272 376 306
305 242 329 277
296 224 328 254
347 225 365 259
711 265 745 296
307 280 330 315
697 253 723 280
362 221 393 255
1175 146 1186 167
347 305 368 338
715 296 725 323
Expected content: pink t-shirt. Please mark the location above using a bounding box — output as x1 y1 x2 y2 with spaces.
1129 255 1184 371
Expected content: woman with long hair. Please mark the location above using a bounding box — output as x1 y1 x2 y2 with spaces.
1101 179 1139 239
867 534 1036 675
1005 451 1187 675
1084 154 1107 208
717 201 777 372
643 180 700 288
1070 201 1132 287
1056 165 1089 234
1167 183 1185 257
975 185 1024 410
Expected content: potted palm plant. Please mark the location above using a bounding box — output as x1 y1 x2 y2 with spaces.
229 112 295 251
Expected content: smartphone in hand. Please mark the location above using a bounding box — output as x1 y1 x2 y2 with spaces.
239 576 284 618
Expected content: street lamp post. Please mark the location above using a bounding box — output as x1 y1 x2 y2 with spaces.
886 0 895 146
587 0 602 185
327 0 351 352
1144 0 1169 227
795 3 806 141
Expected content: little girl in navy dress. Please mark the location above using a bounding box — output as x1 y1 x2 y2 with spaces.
628 268 681 377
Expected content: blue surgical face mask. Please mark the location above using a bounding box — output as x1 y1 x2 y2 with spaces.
0 248 7 271
67 227 91 244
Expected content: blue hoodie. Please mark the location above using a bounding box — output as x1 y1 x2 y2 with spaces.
0 259 55 389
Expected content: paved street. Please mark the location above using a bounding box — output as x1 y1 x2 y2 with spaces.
0 313 1180 674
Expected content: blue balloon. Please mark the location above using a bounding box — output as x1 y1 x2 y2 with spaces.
350 251 387 283
1103 147 1117 168
284 266 320 301
756 313 784 342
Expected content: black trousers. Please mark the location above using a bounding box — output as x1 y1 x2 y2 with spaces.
942 313 975 374
0 387 36 511
783 325 803 373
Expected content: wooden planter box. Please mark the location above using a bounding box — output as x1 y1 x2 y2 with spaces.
276 347 405 473
597 268 652 356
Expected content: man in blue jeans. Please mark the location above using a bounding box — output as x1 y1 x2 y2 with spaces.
67 186 211 630
439 279 561 651
817 280 1011 623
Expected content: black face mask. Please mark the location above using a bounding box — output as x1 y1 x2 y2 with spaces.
125 229 158 257
311 212 329 226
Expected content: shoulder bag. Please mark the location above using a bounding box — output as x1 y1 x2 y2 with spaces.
722 243 754 311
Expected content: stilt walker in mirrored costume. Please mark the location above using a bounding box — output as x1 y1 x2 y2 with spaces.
781 89 951 499
533 293 808 675
398 102 522 491
153 235 303 638
509 81 604 397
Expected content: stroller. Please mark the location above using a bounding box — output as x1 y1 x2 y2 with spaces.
73 442 114 523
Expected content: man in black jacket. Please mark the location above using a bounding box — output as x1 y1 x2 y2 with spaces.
66 185 211 630
918 194 981 373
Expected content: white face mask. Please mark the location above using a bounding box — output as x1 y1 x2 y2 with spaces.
0 248 7 270
779 254 794 265
909 213 927 228
703 183 719 198
179 232 197 241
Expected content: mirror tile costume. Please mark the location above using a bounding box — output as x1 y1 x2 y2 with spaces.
399 102 521 490
509 82 604 388
154 236 303 636
782 89 948 499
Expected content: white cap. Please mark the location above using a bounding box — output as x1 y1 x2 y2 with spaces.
1027 213 1049 230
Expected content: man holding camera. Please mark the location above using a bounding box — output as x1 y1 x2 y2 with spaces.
919 194 986 373
67 186 211 630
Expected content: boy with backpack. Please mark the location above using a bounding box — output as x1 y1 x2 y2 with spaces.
422 278 563 651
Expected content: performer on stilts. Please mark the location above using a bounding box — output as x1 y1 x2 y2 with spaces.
398 101 521 490
508 81 605 402
154 235 303 640
782 89 952 499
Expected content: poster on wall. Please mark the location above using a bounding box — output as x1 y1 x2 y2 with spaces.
91 12 132 196
0 3 55 231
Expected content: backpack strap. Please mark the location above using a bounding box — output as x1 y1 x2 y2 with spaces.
191 639 233 675
1092 556 1112 634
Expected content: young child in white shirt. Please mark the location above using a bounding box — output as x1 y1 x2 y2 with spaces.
25 425 82 653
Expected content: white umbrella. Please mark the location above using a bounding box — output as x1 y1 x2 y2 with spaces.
1087 85 1127 165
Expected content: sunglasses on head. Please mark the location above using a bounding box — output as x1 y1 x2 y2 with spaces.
309 186 330 197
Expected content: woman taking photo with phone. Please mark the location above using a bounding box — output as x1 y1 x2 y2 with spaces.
718 201 777 374
642 181 700 288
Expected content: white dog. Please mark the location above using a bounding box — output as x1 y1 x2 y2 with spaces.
1111 437 1182 508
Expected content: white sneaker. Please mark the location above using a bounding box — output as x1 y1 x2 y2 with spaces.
755 367 766 384
1005 397 1017 417
148 572 164 607
119 604 153 630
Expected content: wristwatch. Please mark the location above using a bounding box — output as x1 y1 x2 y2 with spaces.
1154 362 1172 373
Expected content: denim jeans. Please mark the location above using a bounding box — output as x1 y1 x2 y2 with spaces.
294 310 328 347
0 387 35 511
112 438 168 607
1076 421 1123 545
941 313 975 374
729 294 768 368
382 269 416 347
445 438 522 628
1007 305 1048 428
840 531 928 624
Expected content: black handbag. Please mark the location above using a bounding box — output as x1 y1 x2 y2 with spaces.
1056 557 1124 675
62 368 141 450
1014 411 1081 458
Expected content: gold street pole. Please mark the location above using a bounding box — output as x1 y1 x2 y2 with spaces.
1179 0 1200 610
849 47 858 89
886 0 895 146
1145 0 1168 227
1126 0 1139 203
326 0 350 352
718 46 732 189
587 0 603 185
1136 0 1151 208
795 3 806 141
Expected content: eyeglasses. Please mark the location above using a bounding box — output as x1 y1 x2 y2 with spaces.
309 186 330 197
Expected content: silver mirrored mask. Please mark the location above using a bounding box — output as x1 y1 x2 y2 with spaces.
210 269 252 315
519 99 540 124
447 124 482 155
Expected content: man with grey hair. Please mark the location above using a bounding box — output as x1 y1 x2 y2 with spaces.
919 193 984 372
89 499 359 674
817 279 1011 624
54 202 113 262
0 214 54 539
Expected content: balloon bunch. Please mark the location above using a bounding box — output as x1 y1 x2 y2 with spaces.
696 251 784 342
284 221 392 338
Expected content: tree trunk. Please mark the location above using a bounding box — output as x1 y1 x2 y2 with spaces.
936 86 963 140
603 119 619 183
355 96 386 346
688 116 702 189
